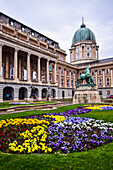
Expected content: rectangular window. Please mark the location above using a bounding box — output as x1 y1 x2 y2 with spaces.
98 70 102 75
49 76 52 83
61 68 64 74
56 67 58 73
61 78 64 86
106 78 110 86
71 72 73 77
67 70 69 76
92 71 94 76
106 69 110 74
67 79 69 87
106 90 110 96
99 91 102 96
71 80 73 87
61 57 64 61
98 78 102 86
10 67 14 79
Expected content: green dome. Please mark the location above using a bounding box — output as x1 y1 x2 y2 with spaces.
72 21 96 44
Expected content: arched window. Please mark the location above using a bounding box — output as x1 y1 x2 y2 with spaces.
22 69 27 80
10 67 14 79
33 71 37 81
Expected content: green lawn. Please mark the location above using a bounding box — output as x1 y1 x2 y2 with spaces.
0 104 113 170
0 101 56 109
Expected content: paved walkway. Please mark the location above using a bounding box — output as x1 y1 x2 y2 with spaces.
0 101 74 115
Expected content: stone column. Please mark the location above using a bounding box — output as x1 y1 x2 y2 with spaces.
38 87 42 100
27 53 31 82
59 67 61 87
0 84 3 101
47 59 50 83
38 56 41 83
14 87 19 101
54 61 57 84
110 68 113 87
19 56 21 80
73 72 75 88
102 69 105 87
14 48 19 81
69 70 71 87
97 48 99 60
95 70 98 86
0 44 3 80
6 55 9 79
92 46 94 59
64 68 67 88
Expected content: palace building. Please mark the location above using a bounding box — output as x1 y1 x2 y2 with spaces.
0 12 113 101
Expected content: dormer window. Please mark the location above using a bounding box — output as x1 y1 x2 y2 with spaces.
31 32 35 36
10 21 14 26
22 27 25 32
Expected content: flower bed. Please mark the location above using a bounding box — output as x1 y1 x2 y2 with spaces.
85 105 113 110
0 107 113 154
9 101 43 105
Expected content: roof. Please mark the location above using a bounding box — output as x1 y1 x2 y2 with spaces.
72 18 96 44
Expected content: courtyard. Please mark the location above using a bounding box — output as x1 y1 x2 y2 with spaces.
0 102 113 169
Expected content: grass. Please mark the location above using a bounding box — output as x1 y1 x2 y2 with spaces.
0 104 113 170
0 101 56 109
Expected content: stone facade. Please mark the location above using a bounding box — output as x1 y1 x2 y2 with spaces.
0 12 113 101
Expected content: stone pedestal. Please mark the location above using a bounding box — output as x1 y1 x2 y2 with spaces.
73 86 101 104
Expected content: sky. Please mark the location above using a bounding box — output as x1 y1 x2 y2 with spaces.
0 0 113 62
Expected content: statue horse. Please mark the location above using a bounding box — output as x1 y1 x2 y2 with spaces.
77 67 95 86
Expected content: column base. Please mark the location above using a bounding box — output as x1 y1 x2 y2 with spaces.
14 98 19 101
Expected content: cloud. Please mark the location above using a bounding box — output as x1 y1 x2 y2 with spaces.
0 0 113 62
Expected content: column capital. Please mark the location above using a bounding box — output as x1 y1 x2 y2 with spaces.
38 56 41 59
47 58 50 62
54 60 57 64
0 43 4 47
27 52 31 56
15 48 19 52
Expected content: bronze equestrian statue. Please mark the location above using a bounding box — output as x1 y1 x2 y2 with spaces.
77 67 96 87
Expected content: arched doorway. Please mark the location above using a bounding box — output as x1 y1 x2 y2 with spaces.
31 87 38 99
42 88 47 98
51 89 56 98
19 87 28 100
3 87 14 100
